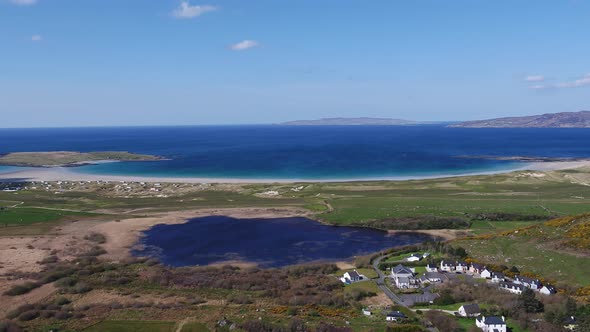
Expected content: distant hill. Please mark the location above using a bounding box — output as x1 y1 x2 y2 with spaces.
449 111 590 128
279 117 432 126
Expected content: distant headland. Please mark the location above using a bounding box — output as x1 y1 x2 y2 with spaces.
449 110 590 128
0 151 163 167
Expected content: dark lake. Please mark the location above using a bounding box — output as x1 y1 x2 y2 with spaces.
133 216 437 268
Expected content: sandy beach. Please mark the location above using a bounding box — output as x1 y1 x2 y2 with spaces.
1 159 590 184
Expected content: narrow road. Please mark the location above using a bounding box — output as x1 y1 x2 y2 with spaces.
371 254 407 307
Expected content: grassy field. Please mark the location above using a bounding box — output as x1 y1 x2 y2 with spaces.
180 322 210 332
83 320 177 332
0 207 98 225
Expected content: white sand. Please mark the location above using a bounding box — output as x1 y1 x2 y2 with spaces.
1 160 589 184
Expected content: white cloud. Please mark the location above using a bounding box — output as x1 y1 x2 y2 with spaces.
10 0 37 5
524 75 544 82
31 35 42 42
555 73 590 88
529 73 590 90
230 40 259 51
171 2 217 19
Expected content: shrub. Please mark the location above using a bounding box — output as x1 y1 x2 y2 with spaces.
54 311 72 320
0 321 23 332
3 282 41 296
84 232 107 244
18 310 39 322
55 296 71 306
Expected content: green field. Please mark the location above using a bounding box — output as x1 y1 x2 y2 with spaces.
180 322 210 332
0 207 97 225
83 320 176 332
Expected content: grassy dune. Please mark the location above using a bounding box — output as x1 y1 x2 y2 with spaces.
0 151 161 167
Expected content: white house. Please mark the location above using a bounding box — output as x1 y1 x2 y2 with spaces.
469 263 485 275
500 282 525 294
514 275 543 290
455 261 469 273
480 268 492 279
458 303 481 317
406 253 423 262
491 272 505 283
476 316 507 332
340 270 365 284
391 264 418 288
426 263 438 272
386 311 407 322
540 285 557 295
440 260 455 272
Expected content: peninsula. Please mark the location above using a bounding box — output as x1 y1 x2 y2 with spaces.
449 110 590 128
0 151 162 167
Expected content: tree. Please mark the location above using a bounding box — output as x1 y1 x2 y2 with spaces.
518 288 544 313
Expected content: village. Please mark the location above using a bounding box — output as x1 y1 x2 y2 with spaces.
339 250 571 332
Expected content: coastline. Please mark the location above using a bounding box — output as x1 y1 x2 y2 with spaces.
1 159 589 183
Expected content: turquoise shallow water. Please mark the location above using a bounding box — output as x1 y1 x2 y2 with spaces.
1 125 590 180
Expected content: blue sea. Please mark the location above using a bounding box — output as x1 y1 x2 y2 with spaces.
133 216 436 268
1 125 590 180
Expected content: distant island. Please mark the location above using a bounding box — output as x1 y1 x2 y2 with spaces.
0 151 162 167
279 117 437 126
449 111 590 128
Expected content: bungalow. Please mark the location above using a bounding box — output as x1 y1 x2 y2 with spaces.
406 253 423 262
386 311 407 322
458 303 481 317
476 316 507 332
392 264 418 288
340 270 365 284
455 261 469 273
480 268 492 279
540 285 557 295
491 272 505 283
440 260 456 272
469 263 485 275
514 275 542 290
500 282 525 294
426 263 438 272
422 272 443 283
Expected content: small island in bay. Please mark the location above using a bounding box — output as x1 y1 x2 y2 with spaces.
449 110 590 128
0 151 163 167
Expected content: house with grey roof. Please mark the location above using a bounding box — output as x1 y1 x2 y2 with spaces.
475 316 507 332
500 282 525 294
385 311 407 322
540 285 557 295
440 260 456 272
513 275 543 290
391 264 418 288
490 272 505 283
339 270 366 284
458 303 481 317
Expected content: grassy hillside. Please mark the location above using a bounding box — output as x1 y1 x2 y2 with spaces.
455 213 590 288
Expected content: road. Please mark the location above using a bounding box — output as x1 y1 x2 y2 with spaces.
371 254 407 307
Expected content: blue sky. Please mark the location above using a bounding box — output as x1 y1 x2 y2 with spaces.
1 0 589 127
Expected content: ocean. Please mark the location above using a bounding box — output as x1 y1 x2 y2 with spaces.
1 125 590 180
